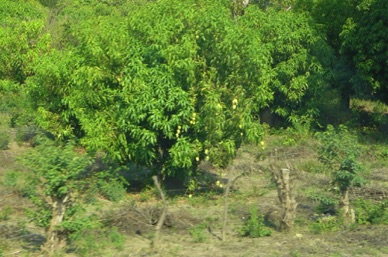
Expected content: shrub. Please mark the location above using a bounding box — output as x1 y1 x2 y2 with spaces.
15 125 38 145
3 171 19 188
98 177 127 202
310 214 342 234
0 130 10 150
240 207 272 238
353 198 388 225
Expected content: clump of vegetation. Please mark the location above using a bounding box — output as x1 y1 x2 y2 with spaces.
188 223 209 243
0 206 12 221
17 141 99 253
15 125 41 146
0 129 10 150
316 125 367 223
353 199 388 225
97 171 128 202
240 206 272 238
310 214 342 234
69 227 125 256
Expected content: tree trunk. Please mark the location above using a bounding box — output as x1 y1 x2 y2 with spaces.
339 188 355 224
152 176 168 250
272 168 298 230
42 195 69 255
222 178 231 241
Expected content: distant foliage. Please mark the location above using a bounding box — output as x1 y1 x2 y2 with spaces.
340 0 388 103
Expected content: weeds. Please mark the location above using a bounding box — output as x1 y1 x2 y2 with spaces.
70 227 125 256
310 214 342 234
240 206 272 238
0 206 12 221
0 130 10 150
353 199 388 225
188 223 208 243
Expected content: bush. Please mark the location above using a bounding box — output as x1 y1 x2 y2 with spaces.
240 207 272 238
0 130 10 150
97 171 128 202
15 125 38 145
310 214 342 234
353 198 388 225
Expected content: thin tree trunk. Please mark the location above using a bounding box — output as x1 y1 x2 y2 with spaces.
339 188 355 224
42 195 69 255
222 179 231 241
152 176 168 250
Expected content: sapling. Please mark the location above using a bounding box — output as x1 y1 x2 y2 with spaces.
316 125 366 223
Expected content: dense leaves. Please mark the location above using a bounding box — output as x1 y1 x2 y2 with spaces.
2 0 385 178
340 0 388 103
25 0 332 177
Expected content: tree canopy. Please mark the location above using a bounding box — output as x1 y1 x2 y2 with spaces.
0 0 386 177
23 0 334 177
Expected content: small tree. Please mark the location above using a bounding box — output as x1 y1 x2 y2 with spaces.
316 125 366 223
20 142 95 253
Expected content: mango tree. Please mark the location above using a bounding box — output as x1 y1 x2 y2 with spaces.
0 0 49 124
27 0 266 178
27 0 330 180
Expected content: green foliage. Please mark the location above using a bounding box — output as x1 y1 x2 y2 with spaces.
3 170 37 199
61 214 101 237
25 197 52 228
340 0 388 103
97 171 128 202
310 214 342 234
335 157 366 191
306 190 338 214
316 125 361 170
240 206 272 238
188 223 208 243
353 199 388 225
0 130 10 150
27 0 267 177
0 0 49 83
3 171 18 188
26 0 333 179
240 6 332 123
316 125 366 191
15 125 39 146
0 206 12 221
70 227 125 256
16 141 99 235
20 142 94 200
